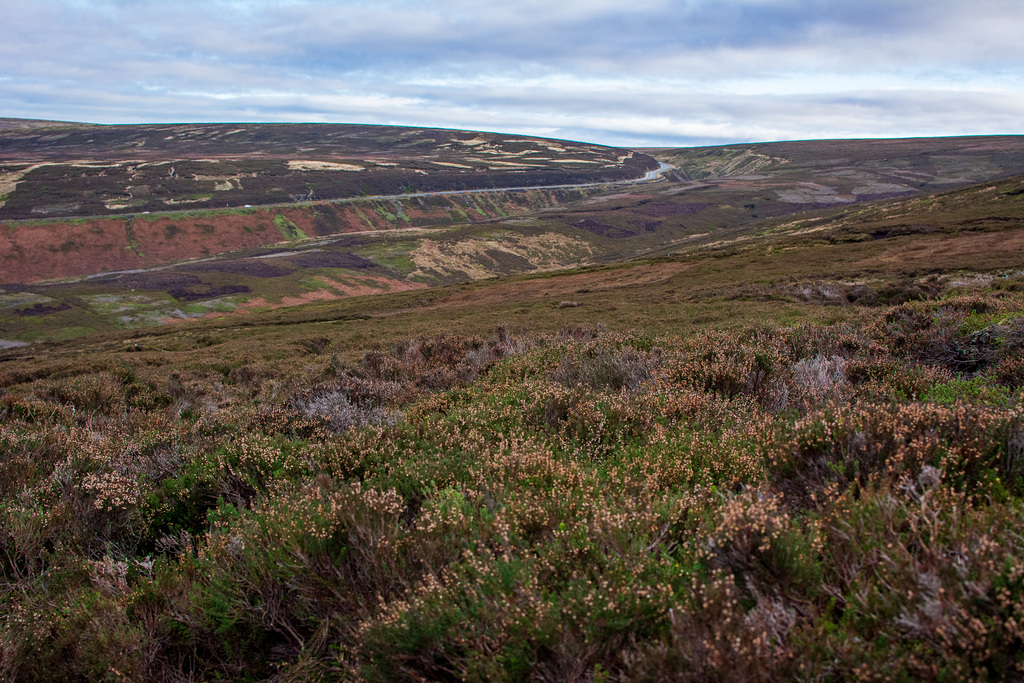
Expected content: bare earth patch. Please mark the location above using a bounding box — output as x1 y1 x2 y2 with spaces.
409 233 595 280
286 161 365 172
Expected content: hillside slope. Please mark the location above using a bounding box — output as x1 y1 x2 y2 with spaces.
2 170 1021 350
3 131 1024 348
0 122 656 220
0 152 1022 679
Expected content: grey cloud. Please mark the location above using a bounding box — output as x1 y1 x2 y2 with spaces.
12 1 1023 76
0 0 1022 146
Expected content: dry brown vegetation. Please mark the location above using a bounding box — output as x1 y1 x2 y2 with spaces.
3 130 1024 680
4 134 1024 350
1 285 1023 680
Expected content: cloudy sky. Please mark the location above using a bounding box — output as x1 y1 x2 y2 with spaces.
2 0 1023 147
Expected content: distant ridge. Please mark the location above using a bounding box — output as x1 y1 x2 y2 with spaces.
0 117 91 131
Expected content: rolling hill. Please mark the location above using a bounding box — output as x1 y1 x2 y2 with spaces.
2 124 1024 347
2 123 1024 680
0 121 657 219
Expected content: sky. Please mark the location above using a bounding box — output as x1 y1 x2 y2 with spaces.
2 0 1023 147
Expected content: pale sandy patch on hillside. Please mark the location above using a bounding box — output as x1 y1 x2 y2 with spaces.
479 161 540 169
409 232 595 280
286 161 365 172
104 200 134 210
0 168 35 206
702 235 757 249
164 196 213 205
190 175 243 191
430 161 474 169
684 150 786 178
474 149 541 157
789 224 836 235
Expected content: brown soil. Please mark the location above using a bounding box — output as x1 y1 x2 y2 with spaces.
314 274 427 297
131 208 317 265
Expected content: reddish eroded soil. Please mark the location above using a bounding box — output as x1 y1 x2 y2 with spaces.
0 189 581 284
130 209 311 265
0 207 324 283
1 218 135 283
0 206 380 283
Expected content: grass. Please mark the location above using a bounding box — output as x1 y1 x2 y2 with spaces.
1 272 1024 680
3 133 1024 680
274 214 309 242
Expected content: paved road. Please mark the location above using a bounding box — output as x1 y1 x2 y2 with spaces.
641 162 675 181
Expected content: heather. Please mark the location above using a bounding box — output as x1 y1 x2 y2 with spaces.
2 293 1024 681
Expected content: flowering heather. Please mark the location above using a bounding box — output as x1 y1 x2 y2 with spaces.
1 294 1023 680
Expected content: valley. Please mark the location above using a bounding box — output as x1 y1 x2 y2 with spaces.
2 125 1024 347
2 120 1024 681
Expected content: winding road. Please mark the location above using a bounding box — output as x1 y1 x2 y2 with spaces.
330 161 676 204
1 162 677 225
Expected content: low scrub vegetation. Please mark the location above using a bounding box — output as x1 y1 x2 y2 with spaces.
2 292 1024 680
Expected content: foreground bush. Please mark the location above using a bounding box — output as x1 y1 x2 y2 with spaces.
1 298 1024 680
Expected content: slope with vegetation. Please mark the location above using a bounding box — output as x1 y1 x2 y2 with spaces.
0 121 656 220
1 145 1024 678
4 131 1024 350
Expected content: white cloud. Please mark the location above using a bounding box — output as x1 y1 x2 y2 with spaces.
0 0 1022 146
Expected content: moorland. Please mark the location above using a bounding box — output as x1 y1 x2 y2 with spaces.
3 125 1024 346
1 119 1024 680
